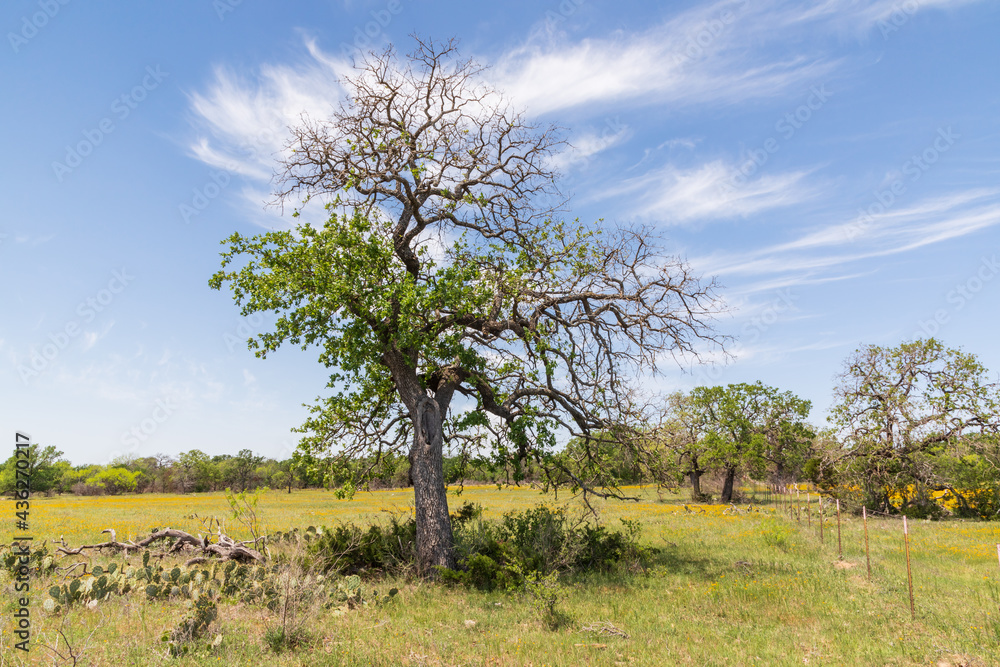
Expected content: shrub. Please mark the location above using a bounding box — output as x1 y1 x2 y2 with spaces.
305 503 651 591
942 454 1000 520
263 626 311 654
307 514 416 575
511 563 570 629
443 504 652 592
84 468 141 495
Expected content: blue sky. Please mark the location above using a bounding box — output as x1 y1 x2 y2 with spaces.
3 0 998 465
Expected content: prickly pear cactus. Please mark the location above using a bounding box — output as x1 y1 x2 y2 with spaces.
326 574 397 612
1 542 55 578
163 594 218 657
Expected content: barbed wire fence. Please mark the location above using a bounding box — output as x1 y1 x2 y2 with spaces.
759 483 1000 624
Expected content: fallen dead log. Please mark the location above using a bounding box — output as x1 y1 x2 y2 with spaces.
54 527 265 564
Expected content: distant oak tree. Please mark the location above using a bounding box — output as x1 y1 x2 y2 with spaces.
689 382 813 503
830 338 1000 514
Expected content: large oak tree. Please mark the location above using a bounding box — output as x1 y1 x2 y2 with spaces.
210 38 722 573
829 338 1000 513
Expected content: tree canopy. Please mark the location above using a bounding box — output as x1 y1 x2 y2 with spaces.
209 37 723 572
0 444 67 495
688 382 813 503
828 338 1000 515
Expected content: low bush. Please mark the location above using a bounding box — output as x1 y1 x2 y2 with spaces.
307 514 416 575
443 503 652 592
305 502 652 592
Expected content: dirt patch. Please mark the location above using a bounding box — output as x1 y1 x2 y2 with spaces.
833 560 857 570
936 654 982 667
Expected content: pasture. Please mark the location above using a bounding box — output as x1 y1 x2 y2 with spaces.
2 486 999 666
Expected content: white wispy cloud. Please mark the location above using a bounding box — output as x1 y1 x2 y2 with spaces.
12 233 56 246
726 272 875 299
779 0 987 32
693 188 1000 278
497 0 989 117
602 160 817 223
497 1 838 116
186 39 350 189
547 122 633 173
81 320 116 352
183 1 993 243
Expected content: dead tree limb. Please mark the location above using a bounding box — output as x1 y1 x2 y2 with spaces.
54 528 265 563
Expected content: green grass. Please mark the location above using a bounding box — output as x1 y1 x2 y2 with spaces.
2 485 999 665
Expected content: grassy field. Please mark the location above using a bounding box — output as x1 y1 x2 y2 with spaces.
2 485 1000 666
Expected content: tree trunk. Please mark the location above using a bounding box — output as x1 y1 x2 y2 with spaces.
720 466 737 503
409 396 455 575
690 468 702 500
773 461 785 486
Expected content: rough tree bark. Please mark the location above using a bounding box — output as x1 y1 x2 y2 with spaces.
690 467 703 500
410 397 455 572
720 466 737 504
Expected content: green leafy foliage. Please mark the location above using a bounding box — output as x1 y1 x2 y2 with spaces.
262 626 312 654
439 504 651 592
302 503 648 593
306 515 416 575
0 444 67 494
507 562 569 629
224 485 267 549
82 467 141 494
689 382 814 502
829 338 1000 516
940 451 1000 519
